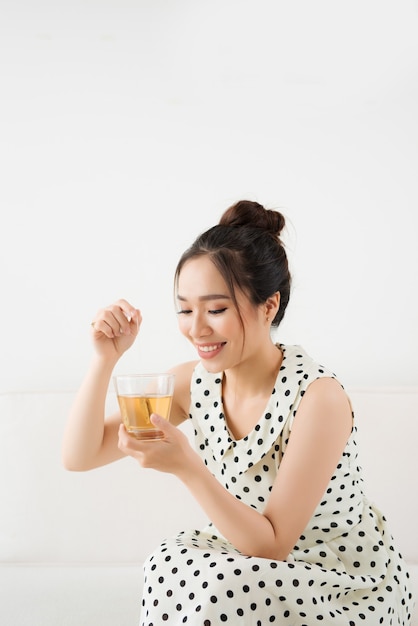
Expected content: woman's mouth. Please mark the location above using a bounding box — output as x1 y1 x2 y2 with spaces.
196 342 226 359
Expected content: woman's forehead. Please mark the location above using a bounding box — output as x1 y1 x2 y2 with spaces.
177 256 229 296
176 256 255 311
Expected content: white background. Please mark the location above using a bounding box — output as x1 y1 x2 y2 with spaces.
1 0 417 393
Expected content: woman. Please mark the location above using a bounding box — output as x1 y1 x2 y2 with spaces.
63 200 414 625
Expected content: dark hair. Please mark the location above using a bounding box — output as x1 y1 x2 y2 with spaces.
174 200 291 327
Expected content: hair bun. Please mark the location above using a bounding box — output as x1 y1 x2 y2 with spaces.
219 200 285 238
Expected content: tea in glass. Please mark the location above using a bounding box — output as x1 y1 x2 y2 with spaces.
114 373 175 440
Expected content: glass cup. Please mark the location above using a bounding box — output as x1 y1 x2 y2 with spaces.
113 373 175 441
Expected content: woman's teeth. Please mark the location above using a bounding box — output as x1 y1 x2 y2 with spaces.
199 344 223 352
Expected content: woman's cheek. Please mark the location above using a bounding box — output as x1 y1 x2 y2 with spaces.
177 317 190 337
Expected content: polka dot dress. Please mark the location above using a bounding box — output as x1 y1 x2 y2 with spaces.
140 345 414 625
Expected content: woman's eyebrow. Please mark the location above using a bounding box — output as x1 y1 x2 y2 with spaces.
177 294 231 302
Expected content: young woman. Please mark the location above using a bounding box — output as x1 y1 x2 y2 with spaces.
63 200 414 625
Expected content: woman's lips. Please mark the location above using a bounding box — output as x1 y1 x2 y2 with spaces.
196 342 226 359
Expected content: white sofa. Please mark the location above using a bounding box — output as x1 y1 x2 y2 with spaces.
0 388 416 625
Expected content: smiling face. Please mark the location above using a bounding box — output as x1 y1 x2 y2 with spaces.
176 255 269 373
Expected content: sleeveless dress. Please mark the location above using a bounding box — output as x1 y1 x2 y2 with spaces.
139 345 414 625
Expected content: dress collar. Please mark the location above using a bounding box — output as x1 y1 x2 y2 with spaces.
192 345 306 474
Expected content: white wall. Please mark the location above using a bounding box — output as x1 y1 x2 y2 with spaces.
1 0 417 393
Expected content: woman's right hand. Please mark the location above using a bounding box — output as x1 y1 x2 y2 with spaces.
90 299 142 361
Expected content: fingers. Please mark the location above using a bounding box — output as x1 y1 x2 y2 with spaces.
150 413 173 436
117 420 169 465
92 300 141 339
118 419 192 475
118 423 135 451
118 423 161 465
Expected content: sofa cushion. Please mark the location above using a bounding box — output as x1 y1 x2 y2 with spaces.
0 564 143 626
349 388 418 563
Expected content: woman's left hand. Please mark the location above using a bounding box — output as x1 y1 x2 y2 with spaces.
117 415 198 477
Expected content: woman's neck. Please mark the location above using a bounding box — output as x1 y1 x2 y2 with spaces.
222 342 283 401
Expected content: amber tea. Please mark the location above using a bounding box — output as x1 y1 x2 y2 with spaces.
113 373 175 441
117 394 172 440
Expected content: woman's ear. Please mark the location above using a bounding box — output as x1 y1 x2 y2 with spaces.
265 292 280 321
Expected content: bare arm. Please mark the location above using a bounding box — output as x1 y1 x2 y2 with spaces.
62 355 126 470
62 299 141 471
118 376 353 560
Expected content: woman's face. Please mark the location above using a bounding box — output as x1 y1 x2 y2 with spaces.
176 255 267 373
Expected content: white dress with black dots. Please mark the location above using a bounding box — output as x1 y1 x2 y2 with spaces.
140 345 414 625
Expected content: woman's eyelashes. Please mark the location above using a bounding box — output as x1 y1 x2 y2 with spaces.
176 307 228 316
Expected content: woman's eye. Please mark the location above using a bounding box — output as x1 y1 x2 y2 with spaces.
177 307 227 316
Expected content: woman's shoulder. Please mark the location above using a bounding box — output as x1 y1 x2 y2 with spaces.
280 344 337 381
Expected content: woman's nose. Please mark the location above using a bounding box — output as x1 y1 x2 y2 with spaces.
190 314 211 338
